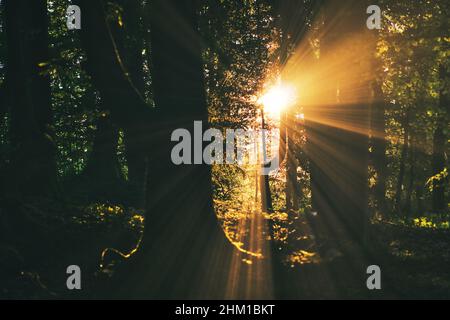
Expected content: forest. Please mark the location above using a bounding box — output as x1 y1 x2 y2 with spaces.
0 0 448 300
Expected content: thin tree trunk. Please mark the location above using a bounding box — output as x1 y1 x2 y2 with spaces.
122 0 147 206
404 138 415 216
431 65 448 213
285 110 298 212
260 109 273 212
432 124 446 212
395 116 409 215
371 83 387 214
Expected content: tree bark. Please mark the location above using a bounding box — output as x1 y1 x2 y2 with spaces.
431 65 448 213
130 0 234 298
83 112 123 184
285 110 299 212
370 83 387 214
122 0 148 207
4 0 56 196
395 115 409 215
77 0 149 206
76 0 235 298
76 0 234 298
76 1 132 199
404 138 415 216
432 124 446 213
260 109 274 213
74 0 152 128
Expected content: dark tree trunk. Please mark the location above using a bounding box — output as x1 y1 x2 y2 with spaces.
76 0 234 298
366 19 388 217
431 65 448 213
4 0 56 196
286 110 299 212
279 111 287 166
371 83 387 214
74 0 151 128
128 0 233 298
404 138 415 216
122 0 147 207
77 1 131 199
432 124 446 212
77 0 149 206
83 112 123 184
413 139 426 216
395 116 409 215
0 83 6 122
260 109 274 213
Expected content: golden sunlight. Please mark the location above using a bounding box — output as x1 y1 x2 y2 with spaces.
257 82 296 117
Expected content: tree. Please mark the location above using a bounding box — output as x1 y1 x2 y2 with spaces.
122 0 148 207
378 0 449 216
75 0 151 203
78 0 145 200
369 32 388 215
3 0 56 195
75 0 234 298
432 65 449 213
74 0 151 128
133 0 234 298
82 110 124 188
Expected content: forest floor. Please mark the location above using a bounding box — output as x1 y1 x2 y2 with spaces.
0 196 449 299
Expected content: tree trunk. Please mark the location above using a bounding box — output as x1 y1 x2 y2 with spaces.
131 0 234 298
83 112 123 184
431 65 448 213
76 0 234 298
404 138 415 216
395 116 409 215
78 0 149 206
74 0 151 128
122 0 148 207
432 124 446 213
4 0 56 196
76 1 134 200
260 109 274 213
371 83 387 214
285 110 299 212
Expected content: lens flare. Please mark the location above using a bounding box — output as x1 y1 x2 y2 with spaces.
258 83 296 117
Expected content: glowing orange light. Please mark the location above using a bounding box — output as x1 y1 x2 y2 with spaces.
257 83 296 117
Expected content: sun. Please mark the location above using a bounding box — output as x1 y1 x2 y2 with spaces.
258 83 296 117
